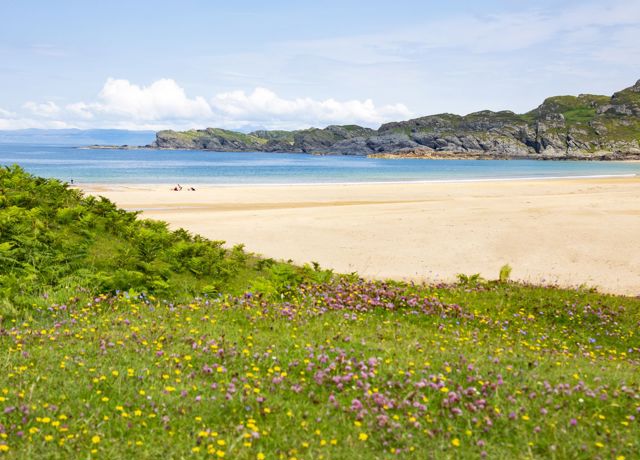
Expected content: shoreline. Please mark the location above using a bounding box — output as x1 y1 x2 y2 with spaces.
81 176 640 296
72 172 638 191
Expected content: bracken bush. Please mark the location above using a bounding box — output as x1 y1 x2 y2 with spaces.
0 166 324 314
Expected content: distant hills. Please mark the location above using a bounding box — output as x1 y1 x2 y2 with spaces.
0 129 155 146
152 80 640 159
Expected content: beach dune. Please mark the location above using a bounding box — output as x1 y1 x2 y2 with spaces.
83 177 640 296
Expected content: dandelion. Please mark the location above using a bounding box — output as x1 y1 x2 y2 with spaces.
91 435 101 444
451 438 461 447
358 433 368 441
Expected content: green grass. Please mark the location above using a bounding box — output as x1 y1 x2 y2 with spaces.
157 129 268 148
562 107 597 124
0 281 638 459
611 85 640 106
249 130 297 144
600 117 640 142
204 129 268 146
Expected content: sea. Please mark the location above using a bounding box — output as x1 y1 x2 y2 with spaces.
1 143 639 185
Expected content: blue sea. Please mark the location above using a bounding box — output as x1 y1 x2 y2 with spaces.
1 143 639 185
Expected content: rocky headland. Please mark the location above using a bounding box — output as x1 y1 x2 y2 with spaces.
147 80 640 159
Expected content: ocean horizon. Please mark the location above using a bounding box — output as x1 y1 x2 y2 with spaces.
2 143 640 185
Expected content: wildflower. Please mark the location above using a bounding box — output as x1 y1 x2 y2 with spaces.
451 438 461 447
358 433 368 441
91 435 101 444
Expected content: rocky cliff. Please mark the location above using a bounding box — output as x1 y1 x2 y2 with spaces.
151 80 640 159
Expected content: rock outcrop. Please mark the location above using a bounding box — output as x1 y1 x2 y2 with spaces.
150 80 640 159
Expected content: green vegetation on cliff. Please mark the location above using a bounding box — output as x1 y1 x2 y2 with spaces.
154 128 268 151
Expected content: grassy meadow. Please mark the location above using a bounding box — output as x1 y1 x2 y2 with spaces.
0 167 638 459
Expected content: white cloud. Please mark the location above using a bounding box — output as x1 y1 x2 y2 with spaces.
0 107 16 118
211 87 411 126
0 78 412 130
65 102 95 119
94 78 212 120
23 101 61 117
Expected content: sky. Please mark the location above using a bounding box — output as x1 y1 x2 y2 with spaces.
1 0 640 131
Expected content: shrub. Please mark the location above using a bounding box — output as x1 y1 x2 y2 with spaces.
0 166 259 311
499 264 512 283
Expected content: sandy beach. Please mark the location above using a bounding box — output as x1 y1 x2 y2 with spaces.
81 177 640 296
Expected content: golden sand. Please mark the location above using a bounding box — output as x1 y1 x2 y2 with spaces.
81 177 640 296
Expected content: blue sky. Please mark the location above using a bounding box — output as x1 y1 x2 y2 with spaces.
1 0 640 130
